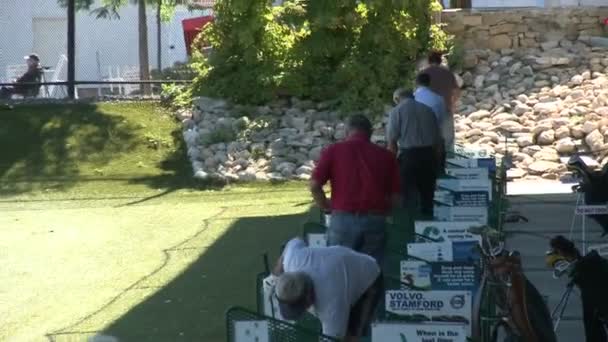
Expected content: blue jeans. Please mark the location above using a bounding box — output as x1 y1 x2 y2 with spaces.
327 212 387 267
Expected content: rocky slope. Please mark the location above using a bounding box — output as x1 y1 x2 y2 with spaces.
180 39 608 182
454 40 608 180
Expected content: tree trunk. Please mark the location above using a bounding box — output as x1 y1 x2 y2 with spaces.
157 0 162 72
138 0 151 95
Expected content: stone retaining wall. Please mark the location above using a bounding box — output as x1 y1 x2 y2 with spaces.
442 7 608 51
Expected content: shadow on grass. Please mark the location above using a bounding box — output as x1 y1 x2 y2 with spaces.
0 103 136 194
46 209 318 342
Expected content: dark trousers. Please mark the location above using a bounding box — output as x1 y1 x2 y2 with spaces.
398 146 438 218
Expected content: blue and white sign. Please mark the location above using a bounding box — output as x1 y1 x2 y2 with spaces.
407 241 480 262
430 262 480 292
371 322 468 342
434 206 488 224
234 320 269 342
400 260 432 289
434 190 489 207
307 233 327 247
446 167 489 180
437 178 492 201
415 221 482 243
385 290 472 328
447 157 496 172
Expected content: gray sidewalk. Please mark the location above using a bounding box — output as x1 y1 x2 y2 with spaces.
506 193 604 341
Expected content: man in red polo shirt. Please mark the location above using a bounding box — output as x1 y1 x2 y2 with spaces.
310 114 400 265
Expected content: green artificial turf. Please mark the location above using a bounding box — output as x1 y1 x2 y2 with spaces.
0 102 316 341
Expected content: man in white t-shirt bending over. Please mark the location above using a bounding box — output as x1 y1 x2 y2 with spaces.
273 238 382 341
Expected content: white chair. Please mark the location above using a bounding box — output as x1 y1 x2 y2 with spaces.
104 66 126 95
120 66 140 95
46 54 68 98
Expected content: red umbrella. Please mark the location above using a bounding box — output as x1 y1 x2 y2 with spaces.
182 16 214 56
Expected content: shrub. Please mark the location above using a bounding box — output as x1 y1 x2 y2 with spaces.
187 0 449 115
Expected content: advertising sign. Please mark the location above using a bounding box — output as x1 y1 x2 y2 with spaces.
371 322 468 342
400 260 432 289
407 242 453 262
407 242 480 263
434 206 488 224
415 221 482 243
434 190 488 207
446 167 489 180
447 157 496 172
385 290 472 327
437 178 492 201
454 145 492 159
307 233 327 247
430 262 480 292
234 320 269 342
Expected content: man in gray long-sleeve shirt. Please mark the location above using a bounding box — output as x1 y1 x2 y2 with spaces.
387 88 441 218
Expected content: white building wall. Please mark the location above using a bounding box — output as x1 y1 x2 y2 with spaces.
0 0 208 82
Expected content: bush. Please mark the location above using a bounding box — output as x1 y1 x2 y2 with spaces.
187 0 450 115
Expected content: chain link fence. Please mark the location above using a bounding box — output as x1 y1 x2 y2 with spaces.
0 0 213 101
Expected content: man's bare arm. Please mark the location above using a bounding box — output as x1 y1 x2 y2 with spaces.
388 140 398 156
309 180 331 212
273 254 284 276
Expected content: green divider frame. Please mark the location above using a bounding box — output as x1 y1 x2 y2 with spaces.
226 306 338 342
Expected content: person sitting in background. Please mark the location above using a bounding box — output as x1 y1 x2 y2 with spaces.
387 88 442 218
273 237 382 342
421 51 461 153
0 54 43 100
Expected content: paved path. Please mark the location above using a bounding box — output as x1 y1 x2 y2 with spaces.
506 193 604 341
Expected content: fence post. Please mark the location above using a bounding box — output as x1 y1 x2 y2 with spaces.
67 0 76 99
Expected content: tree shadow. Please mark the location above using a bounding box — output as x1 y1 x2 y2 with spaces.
46 209 320 342
0 103 136 195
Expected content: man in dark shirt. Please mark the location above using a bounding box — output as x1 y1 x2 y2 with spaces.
422 52 461 152
0 54 43 100
388 88 441 218
310 114 400 265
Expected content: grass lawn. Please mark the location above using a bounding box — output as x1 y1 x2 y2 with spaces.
0 102 315 341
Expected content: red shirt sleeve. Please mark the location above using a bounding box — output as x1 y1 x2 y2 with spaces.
312 146 332 185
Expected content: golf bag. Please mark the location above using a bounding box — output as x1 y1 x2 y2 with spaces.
567 155 608 236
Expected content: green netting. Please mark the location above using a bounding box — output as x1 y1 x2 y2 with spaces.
226 306 338 342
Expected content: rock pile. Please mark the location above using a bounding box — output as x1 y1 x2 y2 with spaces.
181 97 387 182
454 40 608 180
181 40 608 182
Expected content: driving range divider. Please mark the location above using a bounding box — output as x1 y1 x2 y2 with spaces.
226 145 508 342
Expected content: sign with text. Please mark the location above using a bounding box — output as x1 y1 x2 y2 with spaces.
447 157 496 173
415 221 482 243
434 190 489 207
407 241 480 263
401 260 432 289
371 322 468 342
588 243 608 257
575 205 608 215
454 145 492 159
430 262 480 292
234 320 269 342
307 233 327 247
437 178 492 201
434 206 488 224
446 167 489 180
385 290 472 328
